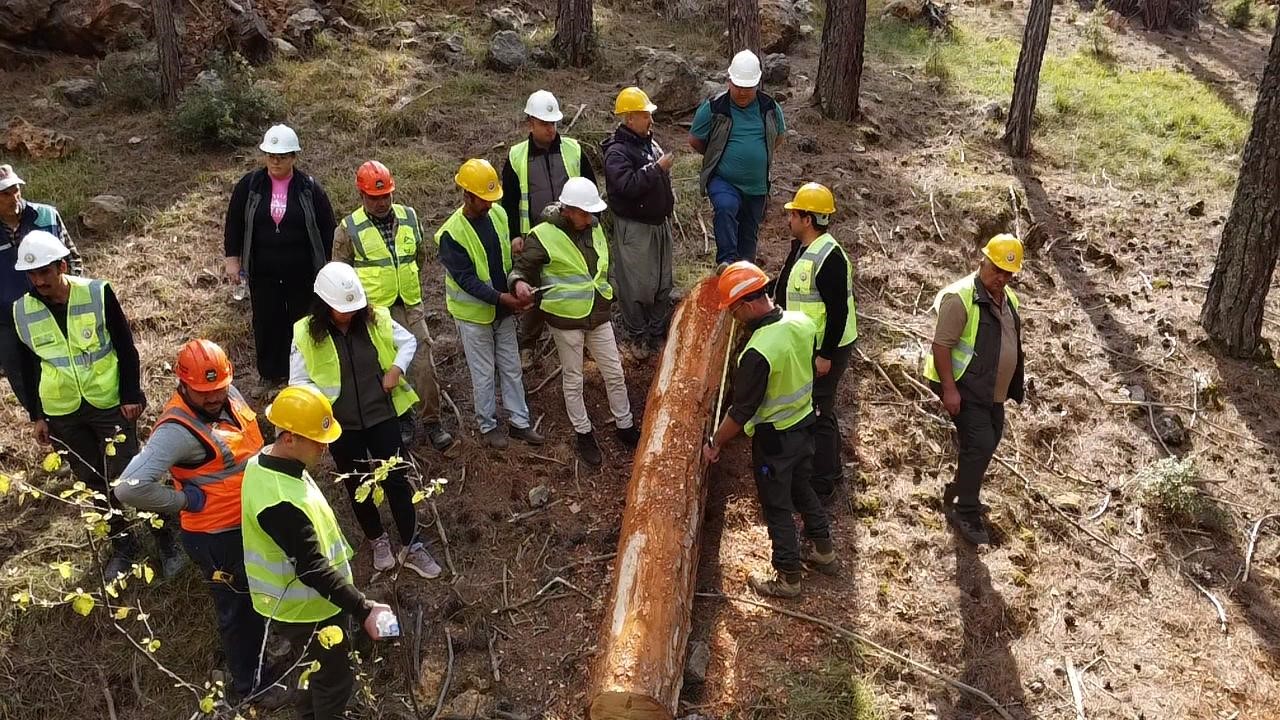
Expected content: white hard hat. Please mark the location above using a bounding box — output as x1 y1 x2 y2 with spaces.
314 262 368 313
727 49 762 88
259 124 301 154
559 177 607 213
14 230 69 271
0 164 25 193
524 90 564 122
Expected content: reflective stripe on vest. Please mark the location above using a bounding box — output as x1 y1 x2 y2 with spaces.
240 455 355 623
291 306 419 416
12 277 120 416
528 222 612 320
344 204 423 307
785 233 858 348
739 311 817 437
509 137 583 234
157 387 264 533
922 272 1021 383
432 206 512 324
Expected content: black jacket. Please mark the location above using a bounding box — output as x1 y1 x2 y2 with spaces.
223 168 335 279
601 125 674 225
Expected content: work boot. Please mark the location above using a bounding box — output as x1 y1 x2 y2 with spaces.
245 683 293 712
158 540 189 580
626 342 652 362
575 431 602 466
402 542 443 579
481 427 509 449
103 554 133 583
398 415 417 448
801 538 840 576
945 507 990 546
615 425 641 448
520 347 536 371
748 569 802 598
509 424 546 445
424 422 455 452
371 534 396 572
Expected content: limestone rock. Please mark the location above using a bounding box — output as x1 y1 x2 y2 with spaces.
528 485 550 508
685 640 711 682
285 7 325 44
439 688 495 720
5 117 75 160
272 38 299 58
759 0 800 53
80 195 128 233
634 47 705 116
762 52 790 85
486 30 528 72
55 78 99 107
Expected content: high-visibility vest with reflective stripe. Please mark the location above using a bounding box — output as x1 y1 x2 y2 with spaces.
922 273 1021 382
156 386 263 534
739 311 817 437
432 206 512 324
528 222 612 320
12 276 120 417
784 233 858 348
240 455 355 623
292 306 419 416
509 137 583 234
343 204 423 307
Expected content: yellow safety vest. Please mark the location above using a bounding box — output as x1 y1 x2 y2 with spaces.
740 311 817 436
432 206 512 325
529 222 612 320
922 272 1021 382
342 204 423 307
509 137 583 234
784 233 858 348
13 276 121 416
291 306 419 416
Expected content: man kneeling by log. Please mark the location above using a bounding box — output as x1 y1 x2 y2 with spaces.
703 262 836 598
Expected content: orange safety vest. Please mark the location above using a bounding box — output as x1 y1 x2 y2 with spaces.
156 386 263 534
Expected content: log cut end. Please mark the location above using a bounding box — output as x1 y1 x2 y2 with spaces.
589 691 674 720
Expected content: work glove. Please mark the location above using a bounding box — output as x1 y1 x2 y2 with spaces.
181 483 207 513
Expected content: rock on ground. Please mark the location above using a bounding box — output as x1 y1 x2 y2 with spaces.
488 5 527 31
55 78 99 107
762 53 790 85
486 30 528 72
634 47 705 116
285 7 325 44
5 118 75 160
80 195 128 233
760 0 800 53
272 38 299 58
439 688 495 720
0 0 144 55
685 640 711 682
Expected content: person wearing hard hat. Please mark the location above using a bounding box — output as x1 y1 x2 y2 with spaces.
332 160 454 453
0 163 83 418
435 159 544 449
601 87 677 361
703 262 834 598
114 340 283 706
510 177 639 467
923 234 1026 546
224 124 337 385
289 262 444 579
689 50 786 267
502 90 599 370
240 384 397 719
773 183 857 501
12 231 184 580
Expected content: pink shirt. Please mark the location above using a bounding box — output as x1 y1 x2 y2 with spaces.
269 173 292 227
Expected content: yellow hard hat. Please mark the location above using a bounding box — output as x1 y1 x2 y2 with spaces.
454 158 502 202
265 385 342 444
783 182 836 215
982 233 1023 273
614 87 657 115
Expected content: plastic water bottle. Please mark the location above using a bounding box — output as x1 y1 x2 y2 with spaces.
375 610 400 638
231 271 248 301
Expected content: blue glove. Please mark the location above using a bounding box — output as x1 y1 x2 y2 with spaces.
181 483 206 513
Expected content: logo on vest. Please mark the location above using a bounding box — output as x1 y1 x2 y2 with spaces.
82 329 92 340
798 271 809 283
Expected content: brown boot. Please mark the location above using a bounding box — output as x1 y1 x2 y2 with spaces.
748 569 802 598
801 538 839 576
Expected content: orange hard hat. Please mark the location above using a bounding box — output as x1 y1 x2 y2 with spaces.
176 339 233 392
356 160 395 197
717 261 769 309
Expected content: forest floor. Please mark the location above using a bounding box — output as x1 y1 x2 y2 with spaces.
2 0 1280 718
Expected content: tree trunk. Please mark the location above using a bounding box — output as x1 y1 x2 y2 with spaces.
554 0 594 67
152 0 181 107
1003 0 1054 158
814 0 867 121
1200 23 1280 357
728 0 760 56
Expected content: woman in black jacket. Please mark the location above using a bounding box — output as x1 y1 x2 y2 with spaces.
223 124 336 383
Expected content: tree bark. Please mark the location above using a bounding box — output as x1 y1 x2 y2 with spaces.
152 0 181 107
1003 0 1054 158
815 0 867 121
554 0 595 67
588 279 733 720
1200 23 1280 357
728 0 760 56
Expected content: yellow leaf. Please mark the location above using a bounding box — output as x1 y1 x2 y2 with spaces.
297 660 321 690
113 606 131 619
50 561 72 580
316 625 344 649
199 695 216 714
10 590 31 608
41 452 62 472
114 433 127 443
71 592 95 616
371 485 385 507
353 481 372 504
411 489 427 504
105 444 117 457
147 639 161 652
104 581 119 598
142 564 155 584
0 474 11 494
149 515 165 529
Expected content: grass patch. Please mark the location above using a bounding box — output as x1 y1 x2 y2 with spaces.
731 659 880 720
20 152 108 222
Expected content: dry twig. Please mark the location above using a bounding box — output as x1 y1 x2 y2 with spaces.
98 667 119 720
567 103 587 130
430 501 459 579
531 367 563 394
1240 513 1279 582
1185 574 1228 634
507 497 564 522
429 629 455 720
929 191 947 243
1064 657 1086 720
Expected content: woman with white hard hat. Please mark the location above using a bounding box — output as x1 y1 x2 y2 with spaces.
224 124 337 384
287 262 443 580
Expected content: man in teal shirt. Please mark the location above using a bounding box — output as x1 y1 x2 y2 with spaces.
689 50 786 267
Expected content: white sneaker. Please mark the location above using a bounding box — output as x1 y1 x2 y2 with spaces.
402 542 443 579
371 534 396 572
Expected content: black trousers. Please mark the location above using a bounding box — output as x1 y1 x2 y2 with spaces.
249 274 313 381
0 321 35 413
277 612 355 720
811 343 853 496
329 417 419 546
946 399 1006 513
751 422 831 573
180 529 266 697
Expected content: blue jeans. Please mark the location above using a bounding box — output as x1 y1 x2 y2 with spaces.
708 175 767 265
456 315 532 433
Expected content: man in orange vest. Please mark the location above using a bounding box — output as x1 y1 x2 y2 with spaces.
115 340 279 705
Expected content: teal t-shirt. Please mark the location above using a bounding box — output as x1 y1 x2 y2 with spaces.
691 96 786 196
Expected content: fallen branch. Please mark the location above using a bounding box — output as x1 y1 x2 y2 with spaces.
441 387 465 438
98 667 119 720
929 191 947 244
870 223 890 258
1185 574 1228 634
487 625 501 682
492 576 589 614
429 629 455 720
527 453 568 467
531 367 563 395
856 347 906 401
855 310 932 341
566 103 587 131
1146 402 1173 457
507 497 564 523
430 501 459 580
696 593 1017 720
1239 513 1279 582
1064 656 1086 720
